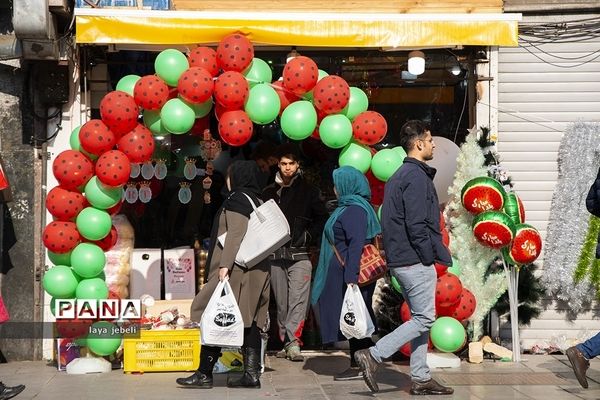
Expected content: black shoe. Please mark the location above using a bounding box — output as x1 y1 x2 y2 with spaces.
354 349 379 393
175 372 213 389
227 346 261 388
566 346 590 389
0 382 25 400
227 372 261 388
410 379 454 395
333 366 363 381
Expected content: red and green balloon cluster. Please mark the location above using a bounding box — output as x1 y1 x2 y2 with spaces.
461 177 542 265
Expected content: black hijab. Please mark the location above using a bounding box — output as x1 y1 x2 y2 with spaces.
223 160 262 218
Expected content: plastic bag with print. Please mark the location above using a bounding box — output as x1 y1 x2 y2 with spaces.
339 284 375 340
200 279 244 347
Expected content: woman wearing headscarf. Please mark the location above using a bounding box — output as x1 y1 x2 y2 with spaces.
311 166 382 381
176 160 270 389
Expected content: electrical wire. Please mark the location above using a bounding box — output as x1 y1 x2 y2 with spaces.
477 101 564 133
519 44 600 68
453 78 468 143
519 36 600 61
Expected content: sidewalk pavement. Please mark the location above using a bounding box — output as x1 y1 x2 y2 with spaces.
1 351 599 400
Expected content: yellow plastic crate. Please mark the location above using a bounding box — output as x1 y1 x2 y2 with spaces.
123 329 200 373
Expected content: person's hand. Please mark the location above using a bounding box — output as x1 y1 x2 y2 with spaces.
219 267 230 281
347 283 356 288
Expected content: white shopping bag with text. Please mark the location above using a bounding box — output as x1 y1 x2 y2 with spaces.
200 279 244 347
339 284 375 339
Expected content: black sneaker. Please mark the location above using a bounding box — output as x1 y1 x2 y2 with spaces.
410 379 454 395
354 349 379 393
333 366 363 381
0 382 25 400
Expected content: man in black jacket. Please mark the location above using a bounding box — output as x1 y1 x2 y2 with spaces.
263 144 328 362
354 120 454 395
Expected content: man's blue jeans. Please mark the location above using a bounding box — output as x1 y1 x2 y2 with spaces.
577 331 600 359
369 263 437 383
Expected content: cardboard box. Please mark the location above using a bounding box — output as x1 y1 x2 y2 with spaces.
163 248 196 300
129 248 162 300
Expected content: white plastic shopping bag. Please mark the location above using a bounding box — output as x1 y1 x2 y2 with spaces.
200 279 244 347
340 284 375 339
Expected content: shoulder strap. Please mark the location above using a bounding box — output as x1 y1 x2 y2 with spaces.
328 237 345 267
240 192 266 223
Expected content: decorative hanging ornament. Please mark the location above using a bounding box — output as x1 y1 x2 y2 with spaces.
503 192 526 225
202 176 212 204
507 223 543 265
154 159 167 180
461 176 507 215
199 129 222 162
138 181 152 203
130 163 141 179
184 158 197 180
124 183 139 204
141 161 155 180
178 182 192 204
472 210 516 249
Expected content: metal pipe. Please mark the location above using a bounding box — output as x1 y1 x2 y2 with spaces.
0 34 22 60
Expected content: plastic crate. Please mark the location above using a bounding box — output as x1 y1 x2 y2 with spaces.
123 329 200 373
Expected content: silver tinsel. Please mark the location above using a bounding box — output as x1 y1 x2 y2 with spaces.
542 122 600 313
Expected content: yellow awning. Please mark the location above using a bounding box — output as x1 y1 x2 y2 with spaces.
75 10 520 47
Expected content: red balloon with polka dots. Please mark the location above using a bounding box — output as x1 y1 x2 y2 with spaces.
52 150 94 190
117 124 155 164
216 34 254 72
177 67 214 104
99 90 139 136
79 119 116 157
43 221 81 254
188 46 219 77
133 75 169 110
352 111 388 146
214 71 249 110
435 272 463 308
283 56 318 96
45 186 86 221
95 150 131 187
313 75 350 115
90 225 118 252
218 110 253 146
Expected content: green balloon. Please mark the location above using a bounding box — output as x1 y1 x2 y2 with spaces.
244 83 280 125
69 126 98 160
48 250 71 266
76 277 109 300
50 297 57 316
339 141 372 173
319 114 353 149
430 317 466 353
371 148 403 182
76 207 112 241
74 337 88 347
154 49 189 87
393 146 407 160
116 74 141 96
87 321 122 356
71 243 106 279
447 257 461 276
43 266 78 298
377 205 383 221
160 98 195 134
390 275 403 296
186 98 213 119
243 58 273 87
85 176 122 210
143 110 169 136
302 69 329 101
280 100 317 140
341 87 369 121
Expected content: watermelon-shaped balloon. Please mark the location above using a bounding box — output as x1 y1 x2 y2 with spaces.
461 177 506 215
507 223 542 264
472 211 515 249
504 192 526 225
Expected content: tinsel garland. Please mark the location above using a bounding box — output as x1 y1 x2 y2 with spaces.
574 215 600 291
541 122 600 313
445 131 507 340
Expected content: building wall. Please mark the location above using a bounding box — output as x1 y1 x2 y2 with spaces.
497 16 600 348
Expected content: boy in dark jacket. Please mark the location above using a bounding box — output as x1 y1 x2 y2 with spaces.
354 120 453 395
262 144 328 362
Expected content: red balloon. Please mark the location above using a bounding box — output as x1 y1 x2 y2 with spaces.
188 46 219 77
449 288 477 322
216 34 254 72
400 342 412 357
271 80 299 115
214 102 227 121
100 91 139 135
52 150 94 190
46 186 86 221
283 56 318 96
177 67 214 104
214 71 249 110
95 150 131 187
56 318 93 339
435 272 463 308
190 116 210 136
352 111 388 146
107 199 123 216
133 75 169 110
400 301 411 322
442 228 450 247
365 170 385 206
218 110 253 146
79 119 116 156
434 263 448 277
168 87 179 100
313 75 350 114
91 225 118 251
117 124 155 164
43 221 81 253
